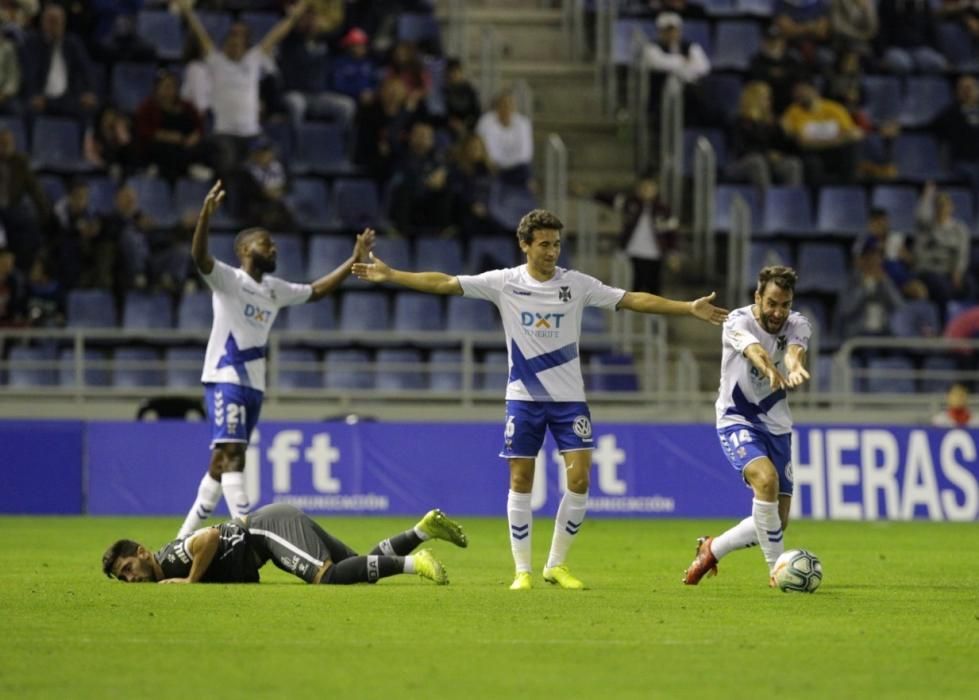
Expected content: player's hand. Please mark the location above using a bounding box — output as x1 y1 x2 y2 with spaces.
201 180 225 218
353 228 376 261
352 252 391 282
764 365 788 391
158 577 190 584
690 291 729 325
785 366 811 388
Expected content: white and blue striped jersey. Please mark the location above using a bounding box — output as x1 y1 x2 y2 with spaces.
458 265 626 402
200 259 312 391
715 305 811 435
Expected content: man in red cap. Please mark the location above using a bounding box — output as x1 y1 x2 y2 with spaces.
333 27 378 107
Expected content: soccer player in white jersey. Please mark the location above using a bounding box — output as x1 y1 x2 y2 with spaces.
353 209 728 590
176 181 374 539
683 265 811 587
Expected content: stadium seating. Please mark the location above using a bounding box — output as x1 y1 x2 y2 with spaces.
589 352 639 392
165 347 204 389
714 184 762 232
487 183 539 231
862 76 902 123
112 62 157 114
415 237 463 272
137 10 183 61
275 347 322 389
292 123 350 175
122 292 174 330
711 21 760 70
39 175 66 205
339 291 390 331
700 74 743 120
287 178 334 230
333 179 381 229
127 175 178 227
684 20 712 56
273 234 305 281
59 348 110 387
865 355 916 394
737 0 774 14
284 296 336 331
113 347 165 387
197 10 233 42
6 345 58 387
761 186 813 236
890 300 941 338
446 295 499 333
31 117 88 171
209 233 237 265
467 236 519 273
748 240 792 277
936 21 979 71
323 348 373 389
943 187 975 227
920 355 959 393
795 243 848 294
373 237 413 273
67 290 117 328
177 291 212 330
241 11 278 41
683 127 727 175
429 349 463 391
871 185 917 232
87 175 118 214
393 292 445 332
0 115 27 152
893 133 947 183
701 0 738 16
375 348 426 390
898 77 951 128
611 19 656 66
816 186 868 235
398 13 440 44
478 350 510 391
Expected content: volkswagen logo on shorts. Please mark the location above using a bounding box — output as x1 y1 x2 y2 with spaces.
785 462 794 484
572 415 592 439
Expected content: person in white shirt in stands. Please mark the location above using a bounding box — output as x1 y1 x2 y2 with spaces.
476 90 534 187
353 208 727 590
175 181 374 539
174 0 308 178
641 12 713 125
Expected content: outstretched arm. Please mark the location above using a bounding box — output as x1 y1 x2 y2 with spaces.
783 344 810 388
175 0 215 56
744 343 788 392
159 527 219 584
308 228 375 301
190 180 226 274
616 290 728 325
352 253 464 296
259 0 310 56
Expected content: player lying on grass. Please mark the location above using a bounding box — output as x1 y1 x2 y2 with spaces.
102 504 468 585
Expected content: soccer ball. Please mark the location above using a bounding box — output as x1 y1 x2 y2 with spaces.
772 549 823 593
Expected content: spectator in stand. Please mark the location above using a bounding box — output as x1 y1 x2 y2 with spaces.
839 241 905 339
853 207 927 300
0 0 38 40
725 81 803 189
354 75 412 183
932 75 979 194
54 179 116 291
476 90 534 188
748 25 809 115
621 0 708 20
448 133 495 237
877 0 946 73
931 383 979 427
773 0 831 67
25 247 63 325
913 182 972 313
0 245 27 326
0 32 20 115
239 138 295 232
388 120 453 237
134 71 207 183
87 0 155 62
829 0 877 55
385 40 432 116
102 184 153 291
279 5 356 132
331 27 378 108
21 3 98 121
84 106 138 177
180 33 211 115
781 80 863 185
594 173 678 295
444 58 481 137
174 0 310 178
641 12 713 127
0 128 48 272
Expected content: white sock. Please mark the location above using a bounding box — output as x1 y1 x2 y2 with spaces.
222 471 251 519
403 556 416 574
507 490 533 573
710 516 758 560
546 490 588 569
177 473 222 539
752 498 784 572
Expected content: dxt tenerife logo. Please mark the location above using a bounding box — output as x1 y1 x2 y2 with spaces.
521 311 565 338
245 303 272 323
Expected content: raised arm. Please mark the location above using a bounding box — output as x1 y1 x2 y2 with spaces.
159 527 219 584
352 253 463 295
783 344 810 388
616 290 728 325
259 0 310 56
744 343 788 392
308 228 375 302
191 180 226 274
175 0 215 56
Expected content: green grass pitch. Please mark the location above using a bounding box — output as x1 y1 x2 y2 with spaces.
1 516 976 699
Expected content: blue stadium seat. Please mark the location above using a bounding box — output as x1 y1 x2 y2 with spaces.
286 178 333 230
582 306 610 335
198 10 233 43
714 185 762 232
0 115 27 152
397 13 440 43
612 19 656 66
284 297 336 331
240 11 278 41
67 289 116 328
712 21 760 70
127 175 177 227
748 240 792 278
415 237 463 271
39 175 65 205
447 294 499 333
890 300 941 337
31 117 87 171
137 10 183 60
936 21 979 70
795 243 848 294
6 345 57 387
59 348 110 387
112 62 156 113
488 183 538 231
87 175 118 214
871 185 917 232
899 76 952 128
292 123 350 175
943 187 975 227
165 347 204 388
263 120 293 163
865 355 916 394
275 347 322 389
429 349 462 392
815 352 834 393
209 233 237 266
333 179 380 229
478 350 509 392
816 186 868 234
393 292 444 332
684 127 726 175
862 76 902 123
374 237 412 272
684 19 712 55
113 347 164 387
323 348 373 389
467 235 519 273
306 235 351 279
702 0 738 15
701 74 743 120
737 0 774 14
761 186 813 235
174 178 237 228
376 348 426 390
177 291 212 330
795 297 837 350
920 354 958 393
272 234 305 281
588 352 639 392
339 291 390 331
893 133 947 182
123 292 174 329
424 56 447 116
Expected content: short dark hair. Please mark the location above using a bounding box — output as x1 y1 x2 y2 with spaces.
756 265 798 295
102 539 140 579
516 209 564 245
234 227 267 258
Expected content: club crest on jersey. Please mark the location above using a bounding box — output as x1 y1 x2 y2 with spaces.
558 286 571 302
777 335 787 351
572 415 592 439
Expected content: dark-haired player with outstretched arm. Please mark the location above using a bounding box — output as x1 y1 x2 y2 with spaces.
176 181 374 539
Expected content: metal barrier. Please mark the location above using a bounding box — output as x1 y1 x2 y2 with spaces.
596 0 618 116
573 197 602 276
725 194 750 309
691 136 716 279
544 132 568 224
562 0 586 61
658 75 684 215
478 25 500 106
512 77 534 124
445 0 468 63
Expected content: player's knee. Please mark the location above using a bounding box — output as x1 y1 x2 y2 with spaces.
566 473 589 494
509 472 534 492
221 445 246 473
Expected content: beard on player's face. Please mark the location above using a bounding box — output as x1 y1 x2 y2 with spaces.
251 251 277 273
